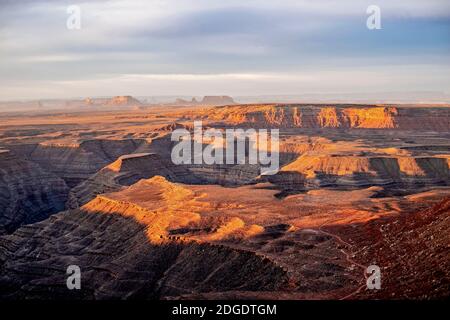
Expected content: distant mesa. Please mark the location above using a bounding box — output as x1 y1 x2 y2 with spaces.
84 95 142 107
174 95 236 106
201 96 236 105
107 95 142 106
175 97 199 105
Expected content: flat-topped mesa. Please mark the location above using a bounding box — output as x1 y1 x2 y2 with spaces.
200 96 236 106
104 152 188 184
84 95 142 106
174 96 236 106
107 95 142 106
190 104 450 130
274 153 450 189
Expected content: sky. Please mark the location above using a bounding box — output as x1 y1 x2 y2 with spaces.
0 0 449 101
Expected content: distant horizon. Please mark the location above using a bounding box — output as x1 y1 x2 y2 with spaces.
1 91 450 105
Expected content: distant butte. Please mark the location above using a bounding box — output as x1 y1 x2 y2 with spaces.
107 95 142 106
174 95 236 106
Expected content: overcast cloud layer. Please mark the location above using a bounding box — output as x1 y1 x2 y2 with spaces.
0 0 449 100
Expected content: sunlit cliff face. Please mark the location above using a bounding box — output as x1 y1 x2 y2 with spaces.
188 105 449 130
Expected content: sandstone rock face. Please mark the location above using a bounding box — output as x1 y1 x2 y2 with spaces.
189 104 450 131
8 139 150 187
145 134 273 186
187 164 261 185
0 150 69 235
66 153 193 208
271 154 450 191
65 148 263 209
285 154 449 181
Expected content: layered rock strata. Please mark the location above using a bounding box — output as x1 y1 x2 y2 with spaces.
0 150 69 234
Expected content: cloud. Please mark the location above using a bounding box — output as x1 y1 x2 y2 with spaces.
2 64 449 100
0 0 449 99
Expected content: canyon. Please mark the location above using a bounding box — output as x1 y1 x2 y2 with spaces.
0 102 448 299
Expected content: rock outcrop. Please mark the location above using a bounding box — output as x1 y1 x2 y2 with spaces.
187 164 261 185
0 177 292 299
66 153 192 208
270 153 450 191
7 139 150 187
